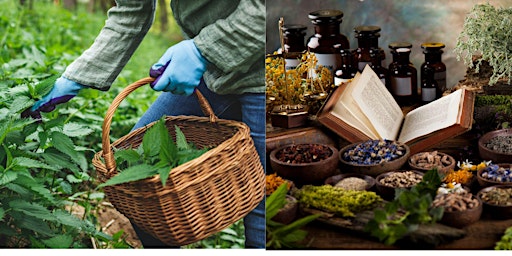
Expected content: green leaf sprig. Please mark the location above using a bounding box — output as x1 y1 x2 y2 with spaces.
365 169 444 245
266 183 320 249
98 117 209 188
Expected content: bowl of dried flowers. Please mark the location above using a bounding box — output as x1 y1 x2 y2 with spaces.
477 163 512 188
269 143 339 185
441 160 483 189
338 139 410 177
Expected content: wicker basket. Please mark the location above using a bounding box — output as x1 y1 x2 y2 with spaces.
92 77 265 246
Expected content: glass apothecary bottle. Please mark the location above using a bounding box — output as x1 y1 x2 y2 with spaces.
282 24 307 70
388 42 418 107
368 48 389 87
421 42 446 97
421 66 438 105
307 9 350 76
334 49 357 86
354 25 385 72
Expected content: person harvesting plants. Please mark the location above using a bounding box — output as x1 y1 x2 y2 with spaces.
22 0 266 249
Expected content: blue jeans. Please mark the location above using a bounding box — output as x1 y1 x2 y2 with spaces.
129 80 266 248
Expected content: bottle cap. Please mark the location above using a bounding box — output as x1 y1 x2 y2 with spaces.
282 24 307 36
389 42 412 49
308 10 344 24
421 42 445 54
354 25 381 38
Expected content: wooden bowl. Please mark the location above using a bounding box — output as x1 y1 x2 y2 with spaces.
324 173 376 191
269 143 339 185
338 140 410 177
408 151 456 174
375 170 424 200
477 185 512 220
476 163 512 188
439 195 483 228
478 128 512 163
271 195 298 224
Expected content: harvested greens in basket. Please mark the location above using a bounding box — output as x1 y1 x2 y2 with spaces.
98 117 210 188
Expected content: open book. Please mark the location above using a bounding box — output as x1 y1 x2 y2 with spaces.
317 65 475 154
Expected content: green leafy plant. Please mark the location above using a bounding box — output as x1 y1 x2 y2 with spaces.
495 225 512 250
455 3 512 85
98 117 209 188
365 169 444 245
266 183 319 249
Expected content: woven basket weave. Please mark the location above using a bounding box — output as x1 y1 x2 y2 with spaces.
92 77 265 246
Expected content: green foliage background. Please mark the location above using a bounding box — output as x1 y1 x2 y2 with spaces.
0 0 244 248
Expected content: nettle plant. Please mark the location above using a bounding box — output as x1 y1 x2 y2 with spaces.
454 3 512 86
0 76 116 248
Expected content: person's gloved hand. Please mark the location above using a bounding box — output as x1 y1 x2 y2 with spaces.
149 39 207 96
21 76 85 119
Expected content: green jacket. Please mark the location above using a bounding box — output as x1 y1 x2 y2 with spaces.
63 0 265 95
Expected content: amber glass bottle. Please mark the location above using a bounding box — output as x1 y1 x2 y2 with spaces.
421 66 438 105
388 42 418 107
421 42 446 98
354 25 385 72
282 24 307 70
307 9 350 75
334 49 357 86
368 48 389 87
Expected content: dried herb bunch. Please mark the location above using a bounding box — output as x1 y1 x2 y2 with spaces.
454 3 512 85
265 52 334 115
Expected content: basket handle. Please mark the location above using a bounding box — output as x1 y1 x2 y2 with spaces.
102 77 218 172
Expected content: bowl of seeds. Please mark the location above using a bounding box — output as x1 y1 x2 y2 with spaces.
325 173 375 191
408 151 456 174
477 163 512 188
477 185 512 219
478 128 512 163
339 139 410 177
375 170 423 200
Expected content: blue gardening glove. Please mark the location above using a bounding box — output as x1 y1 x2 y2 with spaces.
21 76 85 119
149 39 207 96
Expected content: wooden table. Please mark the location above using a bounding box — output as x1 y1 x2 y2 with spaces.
301 216 512 250
266 125 512 250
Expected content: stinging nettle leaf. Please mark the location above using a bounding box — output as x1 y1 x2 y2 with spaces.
114 149 142 165
142 119 164 158
42 234 74 248
34 74 59 99
62 122 94 137
50 131 79 162
175 125 190 150
97 164 158 188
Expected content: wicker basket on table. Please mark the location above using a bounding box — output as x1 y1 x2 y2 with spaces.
92 77 265 246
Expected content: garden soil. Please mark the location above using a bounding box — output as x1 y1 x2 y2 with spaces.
68 202 142 248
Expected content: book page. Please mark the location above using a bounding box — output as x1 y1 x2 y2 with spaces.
398 89 463 143
331 73 380 138
351 66 404 140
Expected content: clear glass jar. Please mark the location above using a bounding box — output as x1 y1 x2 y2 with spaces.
421 42 446 97
354 25 385 72
307 9 350 75
388 42 418 107
282 24 307 70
